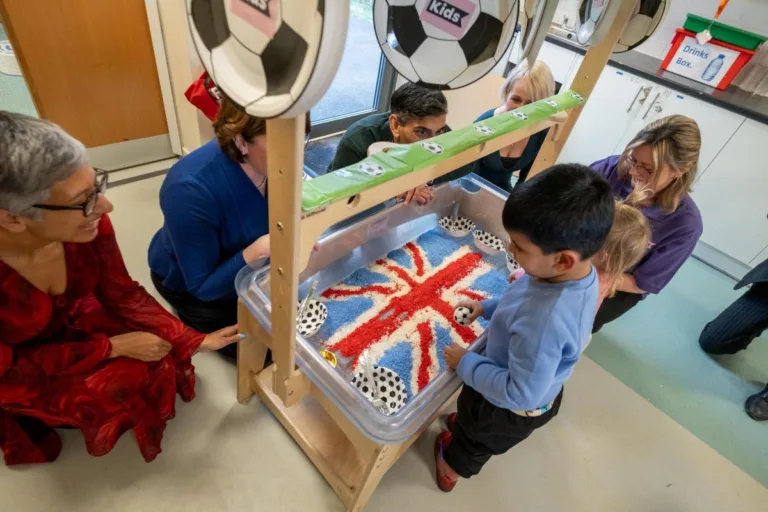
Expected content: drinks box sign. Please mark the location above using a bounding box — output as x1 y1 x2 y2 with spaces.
662 29 756 91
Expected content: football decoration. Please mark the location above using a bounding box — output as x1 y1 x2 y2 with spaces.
438 215 475 237
351 365 408 415
453 306 473 326
358 162 386 177
421 140 444 154
544 99 559 107
510 111 528 121
569 91 585 102
297 300 327 338
614 0 669 54
474 124 494 135
187 0 349 118
554 0 668 55
373 0 519 90
473 229 506 254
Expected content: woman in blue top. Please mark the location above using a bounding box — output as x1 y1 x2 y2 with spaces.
149 98 305 359
436 60 555 192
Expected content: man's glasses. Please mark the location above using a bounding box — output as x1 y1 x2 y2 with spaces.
625 154 655 176
34 169 108 217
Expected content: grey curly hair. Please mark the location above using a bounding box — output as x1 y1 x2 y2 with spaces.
0 111 88 219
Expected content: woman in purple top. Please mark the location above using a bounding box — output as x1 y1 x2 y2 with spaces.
590 115 704 332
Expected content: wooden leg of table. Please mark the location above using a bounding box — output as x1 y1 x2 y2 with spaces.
237 301 270 404
345 444 401 512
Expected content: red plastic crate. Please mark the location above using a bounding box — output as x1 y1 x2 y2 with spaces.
661 28 755 90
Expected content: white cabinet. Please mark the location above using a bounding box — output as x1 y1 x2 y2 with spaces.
615 87 745 178
752 244 768 267
557 67 656 166
691 120 768 265
538 41 578 86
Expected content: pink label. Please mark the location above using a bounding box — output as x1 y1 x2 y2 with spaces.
420 0 477 39
230 0 279 38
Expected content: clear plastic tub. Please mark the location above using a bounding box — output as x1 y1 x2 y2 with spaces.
236 175 509 444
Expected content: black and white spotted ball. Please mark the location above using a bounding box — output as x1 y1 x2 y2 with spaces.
351 365 408 414
453 306 473 326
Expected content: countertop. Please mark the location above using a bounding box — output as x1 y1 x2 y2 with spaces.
546 36 768 125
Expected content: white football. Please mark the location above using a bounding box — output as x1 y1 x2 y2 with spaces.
374 0 519 90
358 162 385 177
421 141 444 154
510 111 528 121
614 0 669 53
544 99 559 107
453 306 473 326
187 0 348 118
569 91 585 102
474 124 494 135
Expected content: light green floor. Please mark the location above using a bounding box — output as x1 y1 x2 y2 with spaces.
0 22 38 117
587 257 768 487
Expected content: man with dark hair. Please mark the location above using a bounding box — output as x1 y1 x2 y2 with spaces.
435 164 615 491
328 82 455 204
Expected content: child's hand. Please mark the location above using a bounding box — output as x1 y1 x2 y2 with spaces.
456 300 484 323
508 268 525 283
444 343 468 369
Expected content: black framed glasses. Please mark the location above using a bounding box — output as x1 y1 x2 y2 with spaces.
625 154 655 176
34 169 108 217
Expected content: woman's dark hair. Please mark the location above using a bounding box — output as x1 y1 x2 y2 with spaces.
214 97 267 163
390 83 448 124
502 163 615 259
213 97 312 163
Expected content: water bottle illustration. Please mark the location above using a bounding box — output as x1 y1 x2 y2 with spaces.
702 54 725 82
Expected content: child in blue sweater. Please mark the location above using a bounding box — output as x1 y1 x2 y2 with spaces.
435 163 615 491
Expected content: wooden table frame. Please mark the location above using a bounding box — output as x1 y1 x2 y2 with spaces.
236 3 638 509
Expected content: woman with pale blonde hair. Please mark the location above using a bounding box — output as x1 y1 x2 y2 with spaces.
590 114 704 332
435 60 555 192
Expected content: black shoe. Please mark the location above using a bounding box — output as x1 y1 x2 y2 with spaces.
745 385 768 421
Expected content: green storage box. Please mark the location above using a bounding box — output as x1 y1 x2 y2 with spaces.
683 14 767 50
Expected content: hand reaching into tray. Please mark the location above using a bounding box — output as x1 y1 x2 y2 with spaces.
444 343 468 369
397 185 433 205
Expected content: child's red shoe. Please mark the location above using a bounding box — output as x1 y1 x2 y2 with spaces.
446 412 457 431
434 431 458 492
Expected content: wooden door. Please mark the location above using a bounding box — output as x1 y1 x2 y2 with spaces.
0 0 168 148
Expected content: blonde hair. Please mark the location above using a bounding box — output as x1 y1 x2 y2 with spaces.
500 60 556 105
595 201 652 297
620 114 701 213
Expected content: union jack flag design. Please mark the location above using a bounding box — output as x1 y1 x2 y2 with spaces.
320 230 508 398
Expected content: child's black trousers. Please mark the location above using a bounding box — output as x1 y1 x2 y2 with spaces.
444 385 563 478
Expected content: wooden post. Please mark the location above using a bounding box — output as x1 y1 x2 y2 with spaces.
266 116 305 405
528 0 639 177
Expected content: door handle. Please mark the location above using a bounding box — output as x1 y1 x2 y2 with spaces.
626 86 644 113
626 85 651 112
642 93 661 120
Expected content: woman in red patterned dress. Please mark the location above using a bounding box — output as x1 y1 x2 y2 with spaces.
0 112 240 465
